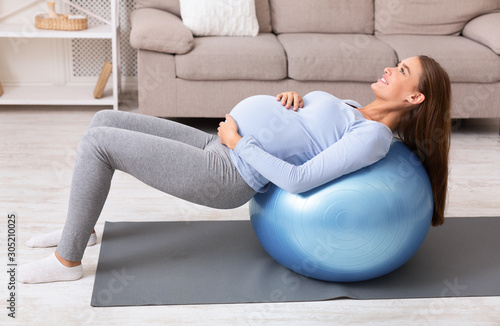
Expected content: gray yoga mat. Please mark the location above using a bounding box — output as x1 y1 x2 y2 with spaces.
91 217 500 307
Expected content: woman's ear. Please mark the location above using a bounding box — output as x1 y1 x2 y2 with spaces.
406 92 425 105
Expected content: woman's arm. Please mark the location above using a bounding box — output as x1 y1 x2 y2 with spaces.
233 127 391 194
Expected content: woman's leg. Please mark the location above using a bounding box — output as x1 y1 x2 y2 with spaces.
20 120 255 283
58 125 255 262
25 110 212 249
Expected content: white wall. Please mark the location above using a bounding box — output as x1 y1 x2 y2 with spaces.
0 0 137 91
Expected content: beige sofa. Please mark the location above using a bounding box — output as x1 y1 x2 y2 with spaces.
130 0 500 119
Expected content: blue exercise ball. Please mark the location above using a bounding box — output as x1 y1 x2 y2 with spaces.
250 140 433 282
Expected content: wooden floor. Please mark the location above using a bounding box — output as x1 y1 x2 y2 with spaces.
1 106 499 325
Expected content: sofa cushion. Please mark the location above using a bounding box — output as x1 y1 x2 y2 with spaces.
375 0 500 35
463 12 500 55
270 0 374 34
135 0 272 33
277 34 397 82
376 35 500 83
175 33 286 80
130 8 193 54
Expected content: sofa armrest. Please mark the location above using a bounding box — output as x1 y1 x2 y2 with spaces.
463 12 500 55
130 8 194 54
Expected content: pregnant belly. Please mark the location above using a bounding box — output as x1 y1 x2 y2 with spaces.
229 95 298 142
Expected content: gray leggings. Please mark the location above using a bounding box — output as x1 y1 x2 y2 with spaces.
57 110 256 261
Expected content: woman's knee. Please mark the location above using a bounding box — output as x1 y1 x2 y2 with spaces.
77 127 116 166
88 109 117 129
79 127 108 150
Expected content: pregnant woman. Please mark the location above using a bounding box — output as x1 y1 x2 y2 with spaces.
20 55 451 283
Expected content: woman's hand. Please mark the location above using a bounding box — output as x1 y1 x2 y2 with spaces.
276 91 303 111
218 114 242 150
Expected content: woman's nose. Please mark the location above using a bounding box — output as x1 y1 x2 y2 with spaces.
384 68 392 75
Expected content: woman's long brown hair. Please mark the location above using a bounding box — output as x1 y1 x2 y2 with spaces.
396 55 451 226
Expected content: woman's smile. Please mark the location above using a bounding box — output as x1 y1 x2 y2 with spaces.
378 76 389 85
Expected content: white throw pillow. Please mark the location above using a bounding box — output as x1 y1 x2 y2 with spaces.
179 0 259 37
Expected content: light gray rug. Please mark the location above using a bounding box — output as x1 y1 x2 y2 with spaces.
91 217 500 306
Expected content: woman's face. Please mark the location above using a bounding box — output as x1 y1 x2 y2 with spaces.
371 56 425 107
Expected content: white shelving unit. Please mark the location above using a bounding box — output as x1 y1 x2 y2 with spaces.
0 0 121 110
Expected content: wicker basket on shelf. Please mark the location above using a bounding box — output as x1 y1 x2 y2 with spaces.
35 1 88 31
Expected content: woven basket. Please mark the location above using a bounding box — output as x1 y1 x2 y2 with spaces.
35 14 88 31
35 2 88 31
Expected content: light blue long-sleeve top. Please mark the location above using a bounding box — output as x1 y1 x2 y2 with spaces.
229 91 394 194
